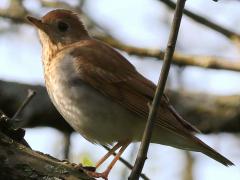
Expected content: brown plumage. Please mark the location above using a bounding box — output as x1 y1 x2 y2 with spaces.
27 9 234 179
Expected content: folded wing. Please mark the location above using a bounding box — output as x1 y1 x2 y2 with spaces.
68 39 199 135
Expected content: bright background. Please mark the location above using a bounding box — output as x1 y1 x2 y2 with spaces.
0 0 240 180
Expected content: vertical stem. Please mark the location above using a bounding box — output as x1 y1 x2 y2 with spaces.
183 152 194 180
129 0 186 179
63 132 71 159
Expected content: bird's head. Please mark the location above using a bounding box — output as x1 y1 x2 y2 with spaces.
27 9 89 49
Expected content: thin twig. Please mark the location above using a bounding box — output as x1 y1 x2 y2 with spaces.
12 89 36 120
9 89 36 128
159 0 240 43
102 146 150 180
129 0 186 179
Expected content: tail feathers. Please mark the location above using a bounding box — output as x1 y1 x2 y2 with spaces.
195 137 234 166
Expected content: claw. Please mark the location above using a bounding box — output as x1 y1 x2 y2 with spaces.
85 170 109 180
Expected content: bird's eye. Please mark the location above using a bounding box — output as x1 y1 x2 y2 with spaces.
57 21 69 32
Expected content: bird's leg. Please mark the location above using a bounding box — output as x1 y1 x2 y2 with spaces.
74 143 122 172
102 141 130 177
96 142 122 168
86 141 130 180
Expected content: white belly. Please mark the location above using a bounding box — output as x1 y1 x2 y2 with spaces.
45 55 145 145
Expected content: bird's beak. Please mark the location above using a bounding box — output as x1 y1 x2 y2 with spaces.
26 16 45 30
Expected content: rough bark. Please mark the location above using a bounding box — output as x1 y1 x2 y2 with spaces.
0 131 94 180
0 111 94 180
0 79 239 133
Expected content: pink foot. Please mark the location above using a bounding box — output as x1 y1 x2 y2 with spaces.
85 170 109 180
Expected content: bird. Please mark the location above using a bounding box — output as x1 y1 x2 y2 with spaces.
27 9 234 179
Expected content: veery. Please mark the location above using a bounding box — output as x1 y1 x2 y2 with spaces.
27 9 234 179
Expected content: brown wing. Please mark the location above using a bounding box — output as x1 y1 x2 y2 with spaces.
67 39 199 134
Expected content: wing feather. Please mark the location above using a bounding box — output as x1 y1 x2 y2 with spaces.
65 39 199 134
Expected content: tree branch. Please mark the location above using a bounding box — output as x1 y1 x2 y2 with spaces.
129 0 186 179
98 35 240 72
169 90 240 133
0 0 28 23
158 0 240 46
0 1 239 73
1 80 240 133
0 117 94 179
